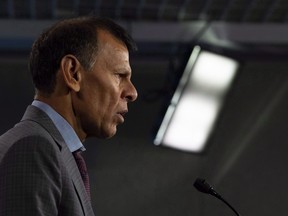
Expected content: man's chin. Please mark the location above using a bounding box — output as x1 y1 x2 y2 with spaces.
86 125 117 139
99 128 117 139
107 130 117 139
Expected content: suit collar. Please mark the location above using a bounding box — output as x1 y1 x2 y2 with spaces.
21 105 94 215
21 105 64 149
31 100 85 152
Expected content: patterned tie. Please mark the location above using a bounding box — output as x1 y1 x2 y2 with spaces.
73 151 91 199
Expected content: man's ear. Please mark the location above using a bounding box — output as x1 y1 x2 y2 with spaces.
60 55 82 92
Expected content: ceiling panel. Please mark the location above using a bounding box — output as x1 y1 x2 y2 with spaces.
0 0 287 23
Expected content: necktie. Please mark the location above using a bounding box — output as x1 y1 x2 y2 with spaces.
73 151 91 199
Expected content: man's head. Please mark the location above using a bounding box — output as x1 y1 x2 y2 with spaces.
30 17 138 140
29 16 137 95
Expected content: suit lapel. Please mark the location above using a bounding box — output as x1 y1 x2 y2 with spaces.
61 145 94 215
21 105 94 215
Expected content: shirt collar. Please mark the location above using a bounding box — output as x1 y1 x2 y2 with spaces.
32 100 85 152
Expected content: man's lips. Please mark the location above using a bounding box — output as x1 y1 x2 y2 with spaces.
116 110 128 122
118 109 128 116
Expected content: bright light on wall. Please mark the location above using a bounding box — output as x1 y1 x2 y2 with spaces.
154 46 239 152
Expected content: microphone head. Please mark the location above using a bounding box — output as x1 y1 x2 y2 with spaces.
193 178 241 216
193 178 213 194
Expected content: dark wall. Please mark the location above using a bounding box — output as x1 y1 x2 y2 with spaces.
1 57 288 216
0 58 34 131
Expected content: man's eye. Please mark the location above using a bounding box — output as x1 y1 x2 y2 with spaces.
116 73 125 78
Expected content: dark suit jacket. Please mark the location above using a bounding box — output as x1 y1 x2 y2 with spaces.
0 105 95 216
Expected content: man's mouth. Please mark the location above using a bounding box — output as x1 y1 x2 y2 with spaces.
118 111 127 117
117 110 128 123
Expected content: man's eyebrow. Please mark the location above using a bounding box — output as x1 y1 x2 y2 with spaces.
116 66 132 74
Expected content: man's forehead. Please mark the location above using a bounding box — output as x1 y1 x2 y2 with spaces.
97 29 128 50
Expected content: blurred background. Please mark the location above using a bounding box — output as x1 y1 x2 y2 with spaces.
1 0 288 215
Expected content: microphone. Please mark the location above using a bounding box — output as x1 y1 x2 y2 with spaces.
194 178 241 216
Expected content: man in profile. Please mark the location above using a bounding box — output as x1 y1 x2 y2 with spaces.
0 16 138 216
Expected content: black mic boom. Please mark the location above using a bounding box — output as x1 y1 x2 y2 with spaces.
193 178 241 216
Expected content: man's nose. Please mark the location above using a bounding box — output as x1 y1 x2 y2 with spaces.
125 82 138 102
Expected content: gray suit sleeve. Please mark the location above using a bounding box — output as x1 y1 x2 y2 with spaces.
0 136 62 216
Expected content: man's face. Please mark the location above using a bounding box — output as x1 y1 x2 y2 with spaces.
72 30 137 139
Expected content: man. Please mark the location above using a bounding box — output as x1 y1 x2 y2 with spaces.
0 16 138 215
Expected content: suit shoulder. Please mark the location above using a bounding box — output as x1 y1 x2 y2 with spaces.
0 120 60 159
1 119 51 141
